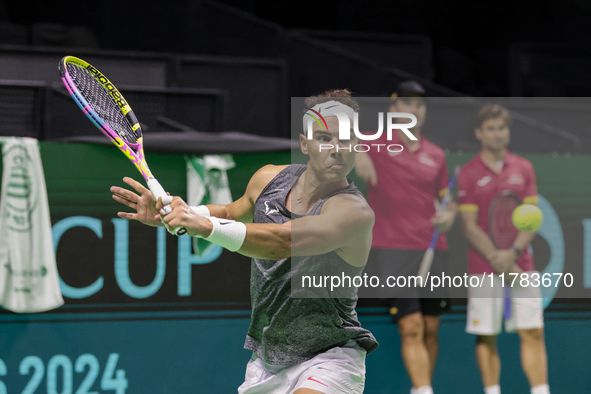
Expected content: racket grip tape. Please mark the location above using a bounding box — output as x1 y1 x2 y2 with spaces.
146 178 187 236
147 178 171 204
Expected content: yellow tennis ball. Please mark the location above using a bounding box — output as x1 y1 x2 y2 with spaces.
512 204 543 232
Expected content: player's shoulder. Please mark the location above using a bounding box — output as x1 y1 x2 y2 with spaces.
246 164 290 199
251 164 290 184
324 192 374 225
458 155 482 180
508 152 535 171
329 190 370 207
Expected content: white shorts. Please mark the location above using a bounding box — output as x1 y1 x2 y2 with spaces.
466 272 544 336
238 341 366 394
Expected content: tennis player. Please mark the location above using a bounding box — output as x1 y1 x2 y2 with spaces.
355 81 456 394
110 89 378 394
457 104 550 394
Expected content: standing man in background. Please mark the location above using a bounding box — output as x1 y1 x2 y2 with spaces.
458 104 550 394
111 89 378 394
355 81 457 394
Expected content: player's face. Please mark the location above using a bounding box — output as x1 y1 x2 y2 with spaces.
476 117 510 152
390 97 427 130
300 116 357 182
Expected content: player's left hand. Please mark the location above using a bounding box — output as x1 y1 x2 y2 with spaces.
111 177 162 227
155 196 213 237
487 249 517 274
431 210 455 233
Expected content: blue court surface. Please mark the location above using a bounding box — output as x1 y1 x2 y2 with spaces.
1 305 589 393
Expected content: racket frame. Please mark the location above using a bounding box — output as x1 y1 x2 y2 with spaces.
59 56 182 233
59 56 155 181
418 165 461 285
488 189 522 319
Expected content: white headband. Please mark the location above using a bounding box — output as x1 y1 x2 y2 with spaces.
302 100 356 135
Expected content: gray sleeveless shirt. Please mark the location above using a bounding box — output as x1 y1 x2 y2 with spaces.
244 164 378 365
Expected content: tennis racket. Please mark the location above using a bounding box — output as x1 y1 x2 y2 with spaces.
418 165 460 285
58 56 186 235
489 190 521 319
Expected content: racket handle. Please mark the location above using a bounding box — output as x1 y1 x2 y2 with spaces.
503 286 512 319
146 178 187 236
147 178 169 203
418 248 434 286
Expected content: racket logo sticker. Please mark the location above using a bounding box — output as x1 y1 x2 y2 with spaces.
85 64 131 115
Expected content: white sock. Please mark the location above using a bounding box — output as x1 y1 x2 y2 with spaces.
484 385 501 394
411 389 417 394
416 387 434 394
531 384 550 394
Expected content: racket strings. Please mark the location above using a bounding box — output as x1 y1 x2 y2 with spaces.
491 197 520 249
66 63 139 144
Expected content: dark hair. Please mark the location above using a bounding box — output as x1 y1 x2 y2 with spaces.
305 89 360 112
475 104 512 128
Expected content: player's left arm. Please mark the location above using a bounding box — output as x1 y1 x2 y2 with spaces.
233 195 374 266
158 196 291 260
288 193 374 267
111 165 281 227
157 193 374 264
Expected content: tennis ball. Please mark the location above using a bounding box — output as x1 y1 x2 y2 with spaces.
512 204 543 232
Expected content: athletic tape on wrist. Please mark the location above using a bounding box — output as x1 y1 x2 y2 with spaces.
204 217 246 252
190 205 211 217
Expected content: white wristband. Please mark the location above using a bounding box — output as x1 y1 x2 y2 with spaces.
190 205 211 217
204 217 246 252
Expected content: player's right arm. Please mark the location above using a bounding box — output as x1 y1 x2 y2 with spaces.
459 209 497 261
458 171 521 274
160 176 373 264
169 191 374 264
114 164 293 261
111 164 286 227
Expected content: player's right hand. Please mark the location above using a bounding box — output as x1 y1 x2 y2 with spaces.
155 196 213 238
354 152 378 186
111 177 163 227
